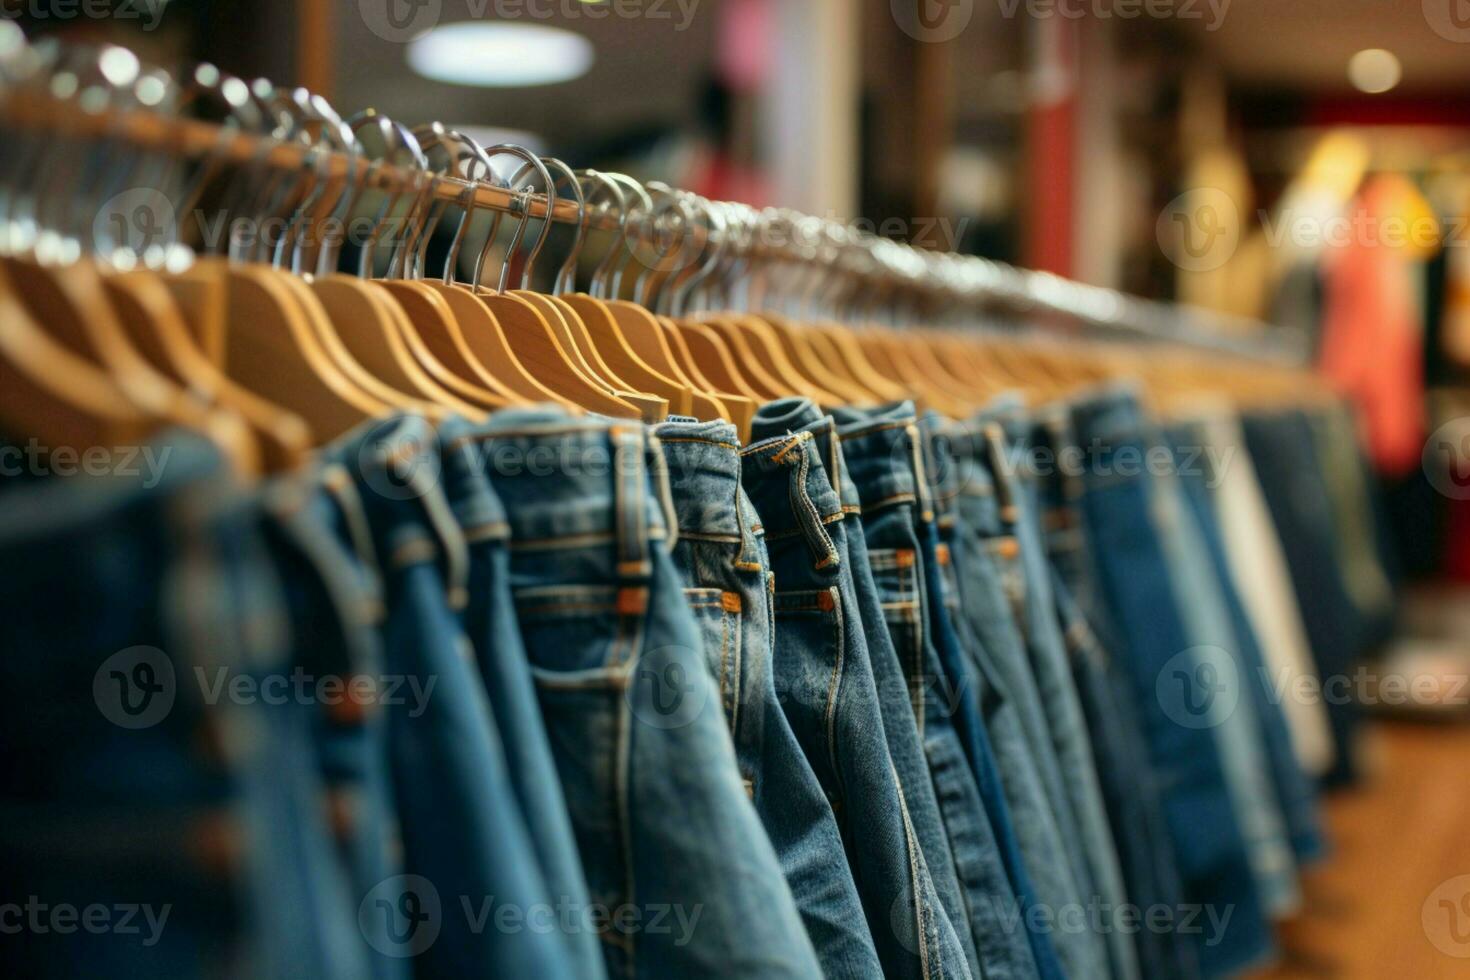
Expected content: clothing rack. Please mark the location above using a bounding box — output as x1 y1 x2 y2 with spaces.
0 36 1309 366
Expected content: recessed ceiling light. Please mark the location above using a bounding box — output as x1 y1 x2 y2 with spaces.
1348 48 1401 94
407 22 594 88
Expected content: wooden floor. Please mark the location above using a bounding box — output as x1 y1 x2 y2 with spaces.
1244 720 1470 979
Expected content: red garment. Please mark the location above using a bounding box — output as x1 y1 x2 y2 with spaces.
1318 176 1427 476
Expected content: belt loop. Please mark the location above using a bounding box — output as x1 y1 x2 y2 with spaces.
905 422 935 525
776 433 841 572
644 430 680 554
982 422 1020 527
611 425 653 583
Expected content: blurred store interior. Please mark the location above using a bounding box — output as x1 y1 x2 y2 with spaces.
8 1 1470 976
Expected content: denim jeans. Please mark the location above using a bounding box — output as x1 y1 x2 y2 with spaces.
1145 433 1298 919
261 477 408 980
828 402 1048 980
741 423 973 980
972 400 1138 980
752 398 981 979
1241 409 1365 786
1167 423 1323 866
476 408 822 979
1069 388 1273 978
655 415 883 977
437 417 608 979
1029 409 1202 980
333 416 573 977
0 432 362 979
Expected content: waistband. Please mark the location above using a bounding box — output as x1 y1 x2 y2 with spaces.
830 401 931 522
453 407 676 583
654 417 763 565
740 429 843 571
1067 382 1151 446
752 397 861 513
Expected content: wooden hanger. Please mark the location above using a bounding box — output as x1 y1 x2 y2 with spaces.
105 268 311 472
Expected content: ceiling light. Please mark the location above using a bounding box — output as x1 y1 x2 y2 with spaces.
1348 49 1401 94
407 22 594 88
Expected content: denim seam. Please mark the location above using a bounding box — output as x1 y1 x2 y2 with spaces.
822 585 845 802
893 761 936 980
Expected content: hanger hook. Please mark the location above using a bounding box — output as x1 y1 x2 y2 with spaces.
472 144 554 292
665 192 727 317
577 169 627 299
505 157 585 295
347 108 428 279
600 172 652 298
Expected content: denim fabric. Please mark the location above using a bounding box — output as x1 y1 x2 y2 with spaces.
1167 424 1324 866
827 402 1046 980
332 415 572 977
0 432 361 979
654 415 882 977
436 417 608 979
1146 434 1298 919
1242 409 1364 786
973 400 1139 980
1053 570 1202 980
259 478 408 980
752 398 981 979
1030 409 1201 980
1069 388 1273 978
476 408 821 980
741 423 973 980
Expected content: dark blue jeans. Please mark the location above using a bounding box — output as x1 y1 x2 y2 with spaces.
333 416 573 977
655 415 883 977
1069 389 1273 978
0 431 362 979
1241 409 1365 787
437 417 608 979
753 397 981 978
830 402 1050 980
1166 423 1324 865
477 409 822 979
741 423 973 980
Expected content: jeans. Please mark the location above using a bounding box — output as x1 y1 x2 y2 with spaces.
477 408 822 980
973 400 1139 980
1069 388 1273 978
438 417 609 979
1167 423 1324 866
261 478 408 980
333 415 573 977
752 397 981 979
829 402 1048 980
0 431 362 979
655 415 883 977
741 423 973 980
1242 409 1365 786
